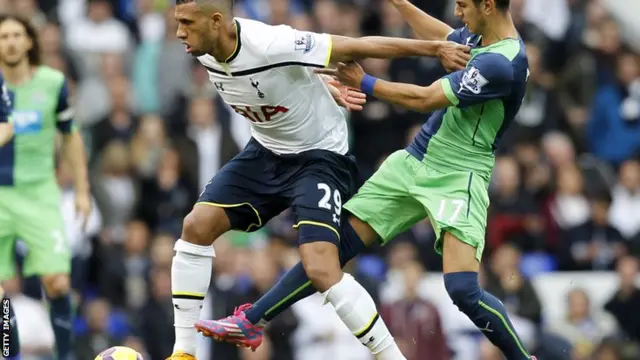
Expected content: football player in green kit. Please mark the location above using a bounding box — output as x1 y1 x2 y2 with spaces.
0 15 90 360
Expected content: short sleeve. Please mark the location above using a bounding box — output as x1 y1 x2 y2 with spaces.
446 27 470 44
265 25 332 67
440 52 514 108
55 79 75 133
0 78 12 123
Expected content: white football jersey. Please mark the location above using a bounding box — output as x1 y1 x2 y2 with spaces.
197 18 348 155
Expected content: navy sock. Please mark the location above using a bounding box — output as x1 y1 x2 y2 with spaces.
444 272 532 360
3 297 20 359
49 294 72 360
245 221 366 324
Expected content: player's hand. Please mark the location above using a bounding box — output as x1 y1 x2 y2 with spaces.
314 62 366 91
437 41 471 72
320 74 367 111
75 191 92 231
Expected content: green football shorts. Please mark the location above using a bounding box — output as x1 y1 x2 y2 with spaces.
344 150 490 261
0 181 70 280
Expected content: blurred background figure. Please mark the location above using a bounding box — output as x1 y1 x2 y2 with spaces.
2 0 640 359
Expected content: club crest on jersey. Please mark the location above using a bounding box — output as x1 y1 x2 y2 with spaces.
460 66 488 95
294 33 315 53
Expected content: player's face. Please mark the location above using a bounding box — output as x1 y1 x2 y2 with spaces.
0 19 32 67
175 3 221 57
454 0 490 34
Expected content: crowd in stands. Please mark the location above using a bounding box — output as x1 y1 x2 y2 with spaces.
2 0 640 359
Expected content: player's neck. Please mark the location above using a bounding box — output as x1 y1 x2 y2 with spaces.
2 60 34 86
210 21 238 63
480 12 519 47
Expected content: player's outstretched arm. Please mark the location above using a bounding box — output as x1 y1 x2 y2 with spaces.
317 62 451 113
387 0 453 41
329 35 470 71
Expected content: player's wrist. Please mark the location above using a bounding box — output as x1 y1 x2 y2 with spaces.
360 74 377 95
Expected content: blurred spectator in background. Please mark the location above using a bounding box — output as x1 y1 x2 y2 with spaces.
558 190 627 270
546 288 617 359
136 147 196 234
89 74 137 155
140 267 174 360
484 244 542 325
605 256 640 342
381 260 449 360
608 160 640 243
75 298 120 360
488 156 544 252
92 140 138 243
587 52 640 165
66 0 132 76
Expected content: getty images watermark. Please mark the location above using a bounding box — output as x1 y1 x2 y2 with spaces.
2 298 10 357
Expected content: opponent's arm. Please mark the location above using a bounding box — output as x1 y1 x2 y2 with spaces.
388 0 453 41
365 78 451 113
329 35 469 70
317 53 514 113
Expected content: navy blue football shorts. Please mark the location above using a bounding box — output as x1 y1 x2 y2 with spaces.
197 138 358 245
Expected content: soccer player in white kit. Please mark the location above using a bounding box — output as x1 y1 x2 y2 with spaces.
169 1 470 359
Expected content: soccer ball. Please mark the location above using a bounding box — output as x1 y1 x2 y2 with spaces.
94 346 143 360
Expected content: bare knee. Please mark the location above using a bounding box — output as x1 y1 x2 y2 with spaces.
41 274 70 298
300 242 342 292
182 205 231 246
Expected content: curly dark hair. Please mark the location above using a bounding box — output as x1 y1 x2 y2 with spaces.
0 14 41 66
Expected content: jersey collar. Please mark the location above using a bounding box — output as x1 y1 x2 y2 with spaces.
223 19 242 63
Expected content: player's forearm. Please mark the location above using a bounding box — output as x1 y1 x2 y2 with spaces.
62 131 90 194
390 0 453 41
330 35 445 62
370 78 433 113
0 123 14 146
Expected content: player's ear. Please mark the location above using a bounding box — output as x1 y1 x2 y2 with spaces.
210 12 223 28
483 0 494 14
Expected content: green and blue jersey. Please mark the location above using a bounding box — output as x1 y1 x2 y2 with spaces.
0 66 75 186
406 27 529 180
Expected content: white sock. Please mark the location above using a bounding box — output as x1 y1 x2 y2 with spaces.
324 273 406 360
172 239 215 356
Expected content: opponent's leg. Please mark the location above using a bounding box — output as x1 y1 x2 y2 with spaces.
442 233 534 360
171 204 228 357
